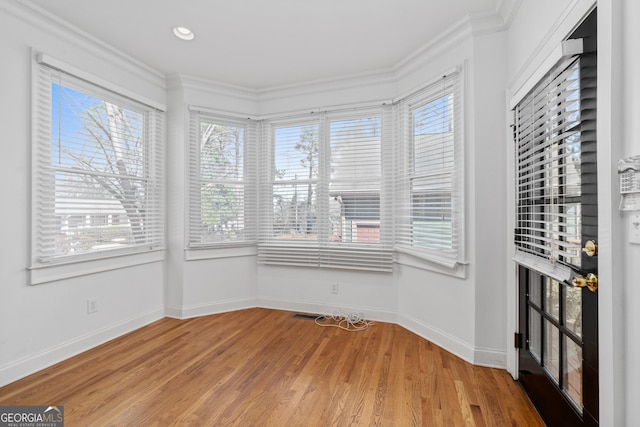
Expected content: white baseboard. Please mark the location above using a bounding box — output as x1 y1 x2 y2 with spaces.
165 298 258 319
0 307 165 388
398 313 507 369
398 313 476 365
257 297 398 324
473 347 507 369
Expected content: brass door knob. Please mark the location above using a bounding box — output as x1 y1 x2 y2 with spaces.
582 240 598 257
572 273 598 292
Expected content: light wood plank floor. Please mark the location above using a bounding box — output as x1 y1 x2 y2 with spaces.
0 308 544 426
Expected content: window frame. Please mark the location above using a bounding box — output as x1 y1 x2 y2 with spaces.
394 70 466 274
30 53 165 284
257 108 394 272
186 110 257 259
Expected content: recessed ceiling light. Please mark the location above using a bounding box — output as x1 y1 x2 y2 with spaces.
172 26 195 41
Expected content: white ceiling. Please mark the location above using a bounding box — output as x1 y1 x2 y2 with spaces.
27 0 501 90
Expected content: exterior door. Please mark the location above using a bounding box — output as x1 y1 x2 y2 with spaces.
515 10 598 427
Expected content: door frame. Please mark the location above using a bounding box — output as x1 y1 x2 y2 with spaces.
505 1 623 425
506 2 597 375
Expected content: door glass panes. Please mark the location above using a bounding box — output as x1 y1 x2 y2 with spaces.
565 285 583 337
544 320 560 383
529 272 541 306
529 310 541 362
564 133 582 197
527 270 584 414
545 278 560 321
563 203 582 267
515 58 583 270
564 337 583 408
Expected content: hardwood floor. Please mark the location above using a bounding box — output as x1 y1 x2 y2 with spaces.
0 308 544 426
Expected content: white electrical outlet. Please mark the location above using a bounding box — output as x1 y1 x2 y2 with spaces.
87 298 98 314
331 283 339 294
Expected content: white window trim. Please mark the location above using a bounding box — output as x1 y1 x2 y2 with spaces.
182 69 467 277
185 109 258 258
393 68 466 276
257 108 395 272
30 250 164 285
30 52 166 284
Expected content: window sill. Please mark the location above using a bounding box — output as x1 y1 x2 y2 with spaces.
185 245 258 261
29 250 165 285
395 249 467 278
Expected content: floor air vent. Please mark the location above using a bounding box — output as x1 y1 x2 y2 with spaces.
292 313 321 320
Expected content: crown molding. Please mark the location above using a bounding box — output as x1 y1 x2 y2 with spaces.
393 16 473 82
256 68 397 102
496 0 524 30
167 73 258 102
469 10 507 36
6 0 165 90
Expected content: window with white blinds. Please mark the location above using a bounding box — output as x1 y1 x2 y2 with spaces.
514 57 582 269
32 61 164 268
188 111 257 248
258 109 393 271
395 72 464 267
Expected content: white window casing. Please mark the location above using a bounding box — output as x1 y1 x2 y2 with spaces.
394 71 466 269
187 110 257 254
31 53 165 283
257 108 394 272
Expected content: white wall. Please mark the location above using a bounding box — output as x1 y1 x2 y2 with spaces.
470 30 509 367
0 2 166 386
621 0 640 424
164 76 260 320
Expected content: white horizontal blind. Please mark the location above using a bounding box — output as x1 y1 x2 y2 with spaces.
258 117 322 267
395 72 463 267
188 112 257 247
32 64 164 267
514 57 582 267
322 111 393 270
258 109 392 271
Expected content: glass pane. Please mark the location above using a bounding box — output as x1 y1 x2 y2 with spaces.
199 123 244 181
564 337 583 410
329 195 380 243
544 320 560 383
545 278 560 321
563 132 582 197
413 95 454 173
272 183 317 239
328 117 381 244
411 176 452 250
529 273 541 307
51 83 148 256
329 117 380 181
565 285 583 337
563 203 582 267
200 184 245 242
274 125 318 181
528 310 541 362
